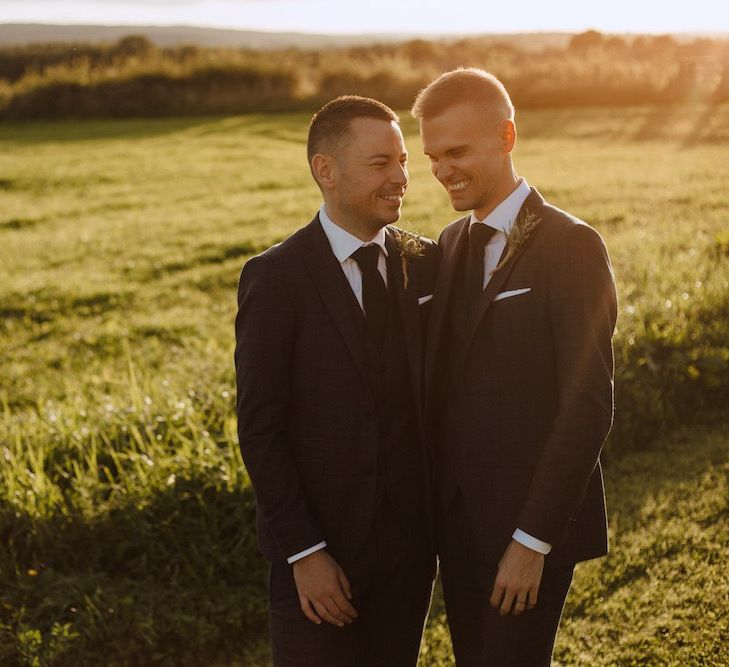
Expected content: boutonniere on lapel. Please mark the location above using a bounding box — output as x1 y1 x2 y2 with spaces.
393 229 425 290
491 209 541 274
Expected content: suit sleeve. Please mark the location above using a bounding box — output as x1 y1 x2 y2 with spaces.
516 223 618 544
235 254 324 561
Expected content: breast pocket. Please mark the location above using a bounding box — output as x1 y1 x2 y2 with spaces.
479 286 541 366
492 287 531 303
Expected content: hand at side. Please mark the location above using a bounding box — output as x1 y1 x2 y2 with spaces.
490 539 545 616
293 549 358 626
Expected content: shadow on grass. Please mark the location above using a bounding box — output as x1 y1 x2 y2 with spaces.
0 215 46 231
0 475 267 666
0 289 135 328
1 422 725 666
632 104 682 142
601 420 728 530
565 420 728 618
632 102 729 145
128 241 264 282
0 112 310 147
0 117 227 145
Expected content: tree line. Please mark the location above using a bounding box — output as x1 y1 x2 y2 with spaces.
1 31 727 119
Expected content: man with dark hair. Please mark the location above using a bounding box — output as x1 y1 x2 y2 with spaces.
235 95 439 666
413 69 617 665
306 95 399 163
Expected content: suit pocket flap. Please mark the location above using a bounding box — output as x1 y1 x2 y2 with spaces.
493 287 531 302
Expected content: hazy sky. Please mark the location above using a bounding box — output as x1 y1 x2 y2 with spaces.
2 0 728 34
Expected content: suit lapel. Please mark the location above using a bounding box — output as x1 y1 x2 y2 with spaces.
385 228 421 418
467 244 518 341
301 216 374 398
425 216 469 410
467 187 546 343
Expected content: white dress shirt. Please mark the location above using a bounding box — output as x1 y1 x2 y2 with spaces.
469 177 530 287
468 178 552 556
319 205 388 305
287 205 388 564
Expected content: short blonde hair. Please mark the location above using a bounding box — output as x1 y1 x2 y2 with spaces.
411 68 514 122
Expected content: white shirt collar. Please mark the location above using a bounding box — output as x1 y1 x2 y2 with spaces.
318 204 388 263
469 178 531 235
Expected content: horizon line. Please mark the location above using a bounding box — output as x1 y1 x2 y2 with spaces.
2 21 729 38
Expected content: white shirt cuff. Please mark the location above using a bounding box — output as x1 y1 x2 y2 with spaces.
512 529 552 555
287 541 327 564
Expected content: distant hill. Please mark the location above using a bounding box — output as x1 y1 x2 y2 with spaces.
0 23 575 50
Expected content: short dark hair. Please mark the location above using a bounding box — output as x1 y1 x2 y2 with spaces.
307 95 399 163
411 68 514 122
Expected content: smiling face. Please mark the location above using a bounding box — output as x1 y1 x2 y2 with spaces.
314 117 408 240
420 102 516 220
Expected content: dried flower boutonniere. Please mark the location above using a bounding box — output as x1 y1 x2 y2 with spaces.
491 209 541 274
393 228 425 290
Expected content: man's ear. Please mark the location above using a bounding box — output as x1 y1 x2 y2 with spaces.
311 153 335 189
500 120 517 154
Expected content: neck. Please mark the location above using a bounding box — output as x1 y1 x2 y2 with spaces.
473 164 520 221
323 202 382 242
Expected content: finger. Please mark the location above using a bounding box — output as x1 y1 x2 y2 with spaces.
527 586 538 609
332 588 358 620
323 597 349 625
500 588 516 616
338 570 354 602
299 595 322 625
312 599 345 627
512 594 527 616
327 596 355 623
490 583 504 609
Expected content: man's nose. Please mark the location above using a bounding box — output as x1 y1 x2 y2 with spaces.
391 162 408 187
436 160 453 182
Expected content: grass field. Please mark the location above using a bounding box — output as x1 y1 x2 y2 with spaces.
0 105 728 665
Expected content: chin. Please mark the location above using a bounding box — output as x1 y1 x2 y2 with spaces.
369 217 391 232
450 200 471 212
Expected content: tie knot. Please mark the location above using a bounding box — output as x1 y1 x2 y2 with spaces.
351 244 381 272
469 223 497 252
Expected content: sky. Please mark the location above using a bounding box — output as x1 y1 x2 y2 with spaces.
1 0 729 35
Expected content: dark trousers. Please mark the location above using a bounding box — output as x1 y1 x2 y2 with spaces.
439 491 574 667
269 497 435 667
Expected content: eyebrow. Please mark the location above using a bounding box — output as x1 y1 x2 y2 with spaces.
425 144 467 157
367 152 408 160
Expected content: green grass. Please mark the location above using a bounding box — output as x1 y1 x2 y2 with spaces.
0 105 728 665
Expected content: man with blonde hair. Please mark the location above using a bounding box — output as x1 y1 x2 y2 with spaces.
413 68 617 665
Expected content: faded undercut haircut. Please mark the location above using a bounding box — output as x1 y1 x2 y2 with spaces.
307 95 399 165
411 68 514 122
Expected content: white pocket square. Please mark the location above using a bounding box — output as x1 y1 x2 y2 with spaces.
418 294 433 306
493 288 531 302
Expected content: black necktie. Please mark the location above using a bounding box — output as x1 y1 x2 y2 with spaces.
466 223 498 310
351 244 388 351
